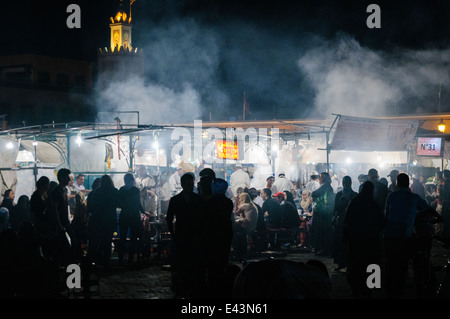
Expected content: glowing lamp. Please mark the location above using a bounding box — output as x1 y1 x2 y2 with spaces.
438 119 446 133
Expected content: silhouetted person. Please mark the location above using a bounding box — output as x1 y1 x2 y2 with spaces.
10 195 31 233
30 176 56 260
311 172 336 256
15 220 59 298
199 168 216 180
88 175 119 269
387 169 399 193
1 189 15 212
440 169 450 246
71 192 89 260
412 206 442 298
247 187 266 252
280 191 301 229
118 173 144 265
86 177 101 229
384 173 430 299
261 188 281 229
332 176 357 271
0 207 9 234
166 172 203 298
343 181 385 299
49 168 76 266
198 175 234 298
367 168 389 213
0 228 20 297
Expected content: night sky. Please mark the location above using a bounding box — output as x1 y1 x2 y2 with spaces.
2 0 450 122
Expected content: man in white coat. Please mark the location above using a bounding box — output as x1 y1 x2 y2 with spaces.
230 164 250 196
273 171 294 193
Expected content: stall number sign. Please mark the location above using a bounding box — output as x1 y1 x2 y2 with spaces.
416 137 442 156
216 140 240 160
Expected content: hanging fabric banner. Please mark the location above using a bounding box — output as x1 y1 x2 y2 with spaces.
330 115 419 151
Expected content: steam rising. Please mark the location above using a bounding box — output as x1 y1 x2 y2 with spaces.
98 75 202 124
95 12 450 124
298 35 450 119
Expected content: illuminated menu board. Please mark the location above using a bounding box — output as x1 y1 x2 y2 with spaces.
216 140 240 160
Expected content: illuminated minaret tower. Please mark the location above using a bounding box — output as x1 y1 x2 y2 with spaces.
109 1 132 52
97 0 143 90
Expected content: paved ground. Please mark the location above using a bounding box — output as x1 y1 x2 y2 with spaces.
63 239 450 301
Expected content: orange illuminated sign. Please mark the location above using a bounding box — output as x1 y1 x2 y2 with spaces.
216 140 240 160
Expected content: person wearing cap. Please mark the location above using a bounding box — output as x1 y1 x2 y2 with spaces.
273 171 294 193
230 164 250 197
272 192 285 202
387 170 400 192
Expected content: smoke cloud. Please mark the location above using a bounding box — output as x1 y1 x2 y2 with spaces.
96 18 224 125
298 34 450 119
95 4 450 124
97 75 202 125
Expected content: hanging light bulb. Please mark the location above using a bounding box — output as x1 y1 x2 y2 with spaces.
438 119 446 133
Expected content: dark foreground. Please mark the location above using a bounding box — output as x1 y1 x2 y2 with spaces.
59 239 449 301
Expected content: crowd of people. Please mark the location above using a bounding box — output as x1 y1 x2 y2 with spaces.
0 163 449 299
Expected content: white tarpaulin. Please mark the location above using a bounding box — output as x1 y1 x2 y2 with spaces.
331 115 419 152
20 138 66 165
14 168 58 201
68 135 130 173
